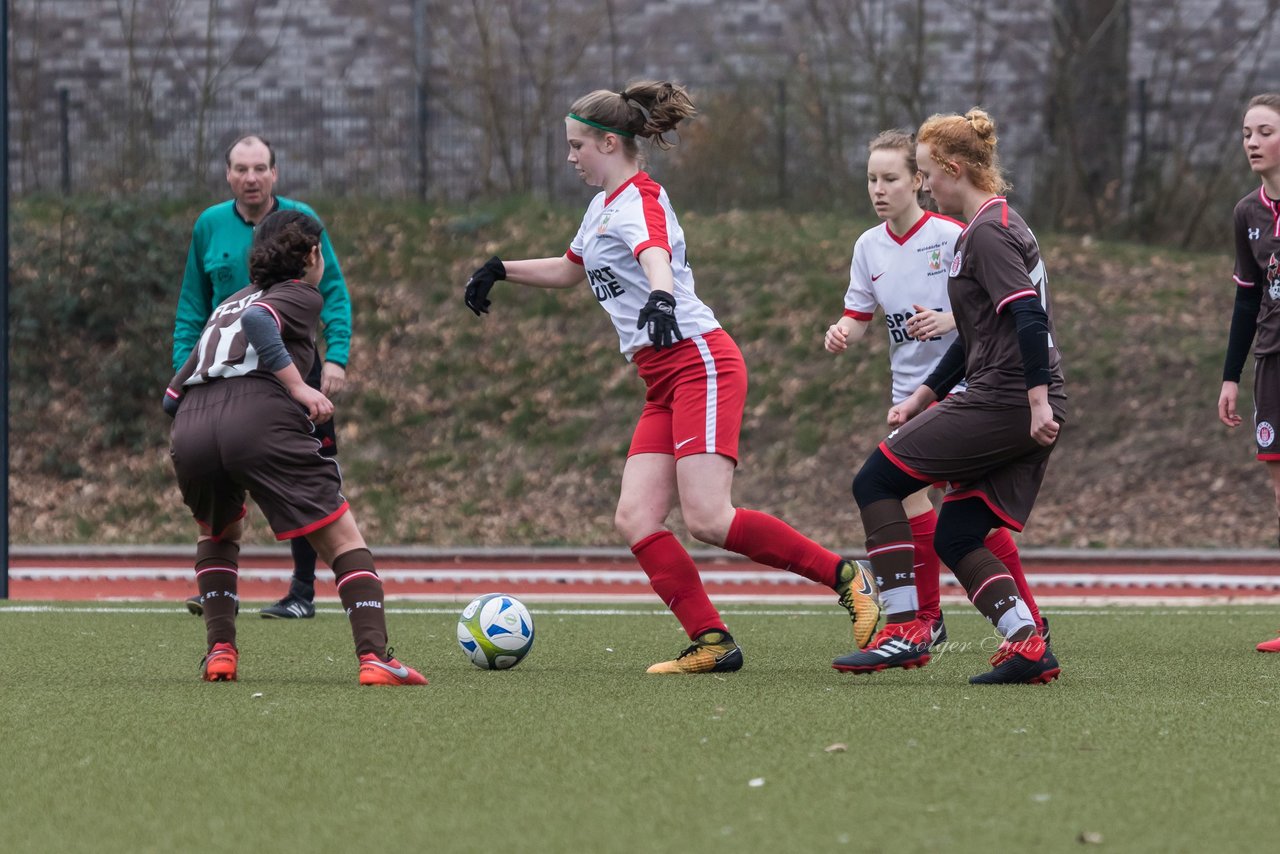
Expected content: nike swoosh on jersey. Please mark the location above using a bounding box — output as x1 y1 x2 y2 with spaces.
365 659 410 678
675 437 698 450
871 272 885 281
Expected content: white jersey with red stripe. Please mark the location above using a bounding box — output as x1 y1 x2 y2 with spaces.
843 211 964 402
566 171 720 359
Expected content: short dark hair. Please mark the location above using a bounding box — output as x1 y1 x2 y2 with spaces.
225 135 276 168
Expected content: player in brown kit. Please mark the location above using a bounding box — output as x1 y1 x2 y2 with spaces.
833 109 1062 684
165 210 427 686
1216 93 1280 653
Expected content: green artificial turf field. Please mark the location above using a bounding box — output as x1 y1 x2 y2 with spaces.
2 602 1278 853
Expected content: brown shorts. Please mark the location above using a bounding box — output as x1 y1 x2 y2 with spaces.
169 376 348 540
881 391 1063 530
1254 354 1280 460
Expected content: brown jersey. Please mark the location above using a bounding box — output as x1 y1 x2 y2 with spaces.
169 280 322 391
947 197 1066 410
1233 187 1280 357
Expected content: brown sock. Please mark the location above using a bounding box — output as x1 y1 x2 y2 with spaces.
333 548 388 658
860 498 917 622
954 548 1035 641
195 539 240 649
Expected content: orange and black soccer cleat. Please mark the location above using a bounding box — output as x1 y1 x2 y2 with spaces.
358 652 429 686
835 560 882 649
646 630 743 674
201 642 238 682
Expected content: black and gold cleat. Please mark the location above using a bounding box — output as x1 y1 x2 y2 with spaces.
835 560 882 648
646 630 743 674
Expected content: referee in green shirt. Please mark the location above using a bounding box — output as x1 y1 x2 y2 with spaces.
173 135 353 619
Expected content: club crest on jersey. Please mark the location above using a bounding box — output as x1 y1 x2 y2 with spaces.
930 249 942 271
597 212 614 234
1259 421 1276 449
1268 254 1279 302
949 249 963 277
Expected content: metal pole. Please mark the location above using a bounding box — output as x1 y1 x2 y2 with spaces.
414 0 428 202
2 0 11 599
59 87 70 195
776 78 787 205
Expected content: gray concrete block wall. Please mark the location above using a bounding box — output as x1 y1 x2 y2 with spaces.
9 0 1278 203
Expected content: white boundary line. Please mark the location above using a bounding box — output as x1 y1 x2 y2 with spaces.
14 566 1280 590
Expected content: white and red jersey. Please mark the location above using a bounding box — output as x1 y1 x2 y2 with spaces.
567 171 720 359
844 211 964 402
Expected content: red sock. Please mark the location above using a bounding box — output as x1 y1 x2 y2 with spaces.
909 510 941 623
985 528 1044 632
631 531 726 639
722 508 841 587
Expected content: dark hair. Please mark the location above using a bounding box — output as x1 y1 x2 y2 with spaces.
225 134 276 168
568 80 696 155
248 210 323 286
917 107 1009 194
1246 93 1280 117
868 129 918 173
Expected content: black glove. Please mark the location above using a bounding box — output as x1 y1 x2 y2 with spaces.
162 391 182 418
464 256 507 316
636 290 683 350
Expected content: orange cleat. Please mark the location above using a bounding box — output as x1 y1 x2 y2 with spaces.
1256 634 1280 653
201 642 238 682
359 652 428 686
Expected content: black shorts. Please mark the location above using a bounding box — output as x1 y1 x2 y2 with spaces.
170 376 347 540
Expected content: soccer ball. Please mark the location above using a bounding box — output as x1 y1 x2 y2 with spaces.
456 593 535 670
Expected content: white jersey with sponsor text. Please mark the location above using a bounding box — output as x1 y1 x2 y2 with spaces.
567 172 720 359
844 211 964 402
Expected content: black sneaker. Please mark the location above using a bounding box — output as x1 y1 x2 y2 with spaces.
832 620 932 673
969 635 1060 685
260 589 316 619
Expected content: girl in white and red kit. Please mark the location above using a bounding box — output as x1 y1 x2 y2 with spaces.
463 80 880 673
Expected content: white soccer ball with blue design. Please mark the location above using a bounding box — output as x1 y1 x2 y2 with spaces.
456 593 535 670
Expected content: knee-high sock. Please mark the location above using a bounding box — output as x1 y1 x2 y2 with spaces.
195 539 240 649
631 530 725 639
860 499 917 623
722 508 841 587
334 548 387 658
984 528 1044 632
953 548 1035 641
908 510 941 622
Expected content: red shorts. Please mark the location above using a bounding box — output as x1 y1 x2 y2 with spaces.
629 329 746 464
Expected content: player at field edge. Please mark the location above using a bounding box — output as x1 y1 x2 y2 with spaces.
834 109 1064 684
173 134 353 621
1215 93 1280 653
824 129 1049 673
165 210 426 686
461 79 881 674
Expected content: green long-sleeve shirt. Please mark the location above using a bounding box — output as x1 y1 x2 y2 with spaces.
171 196 351 372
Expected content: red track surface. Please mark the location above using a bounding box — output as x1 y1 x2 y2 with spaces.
7 552 1280 604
